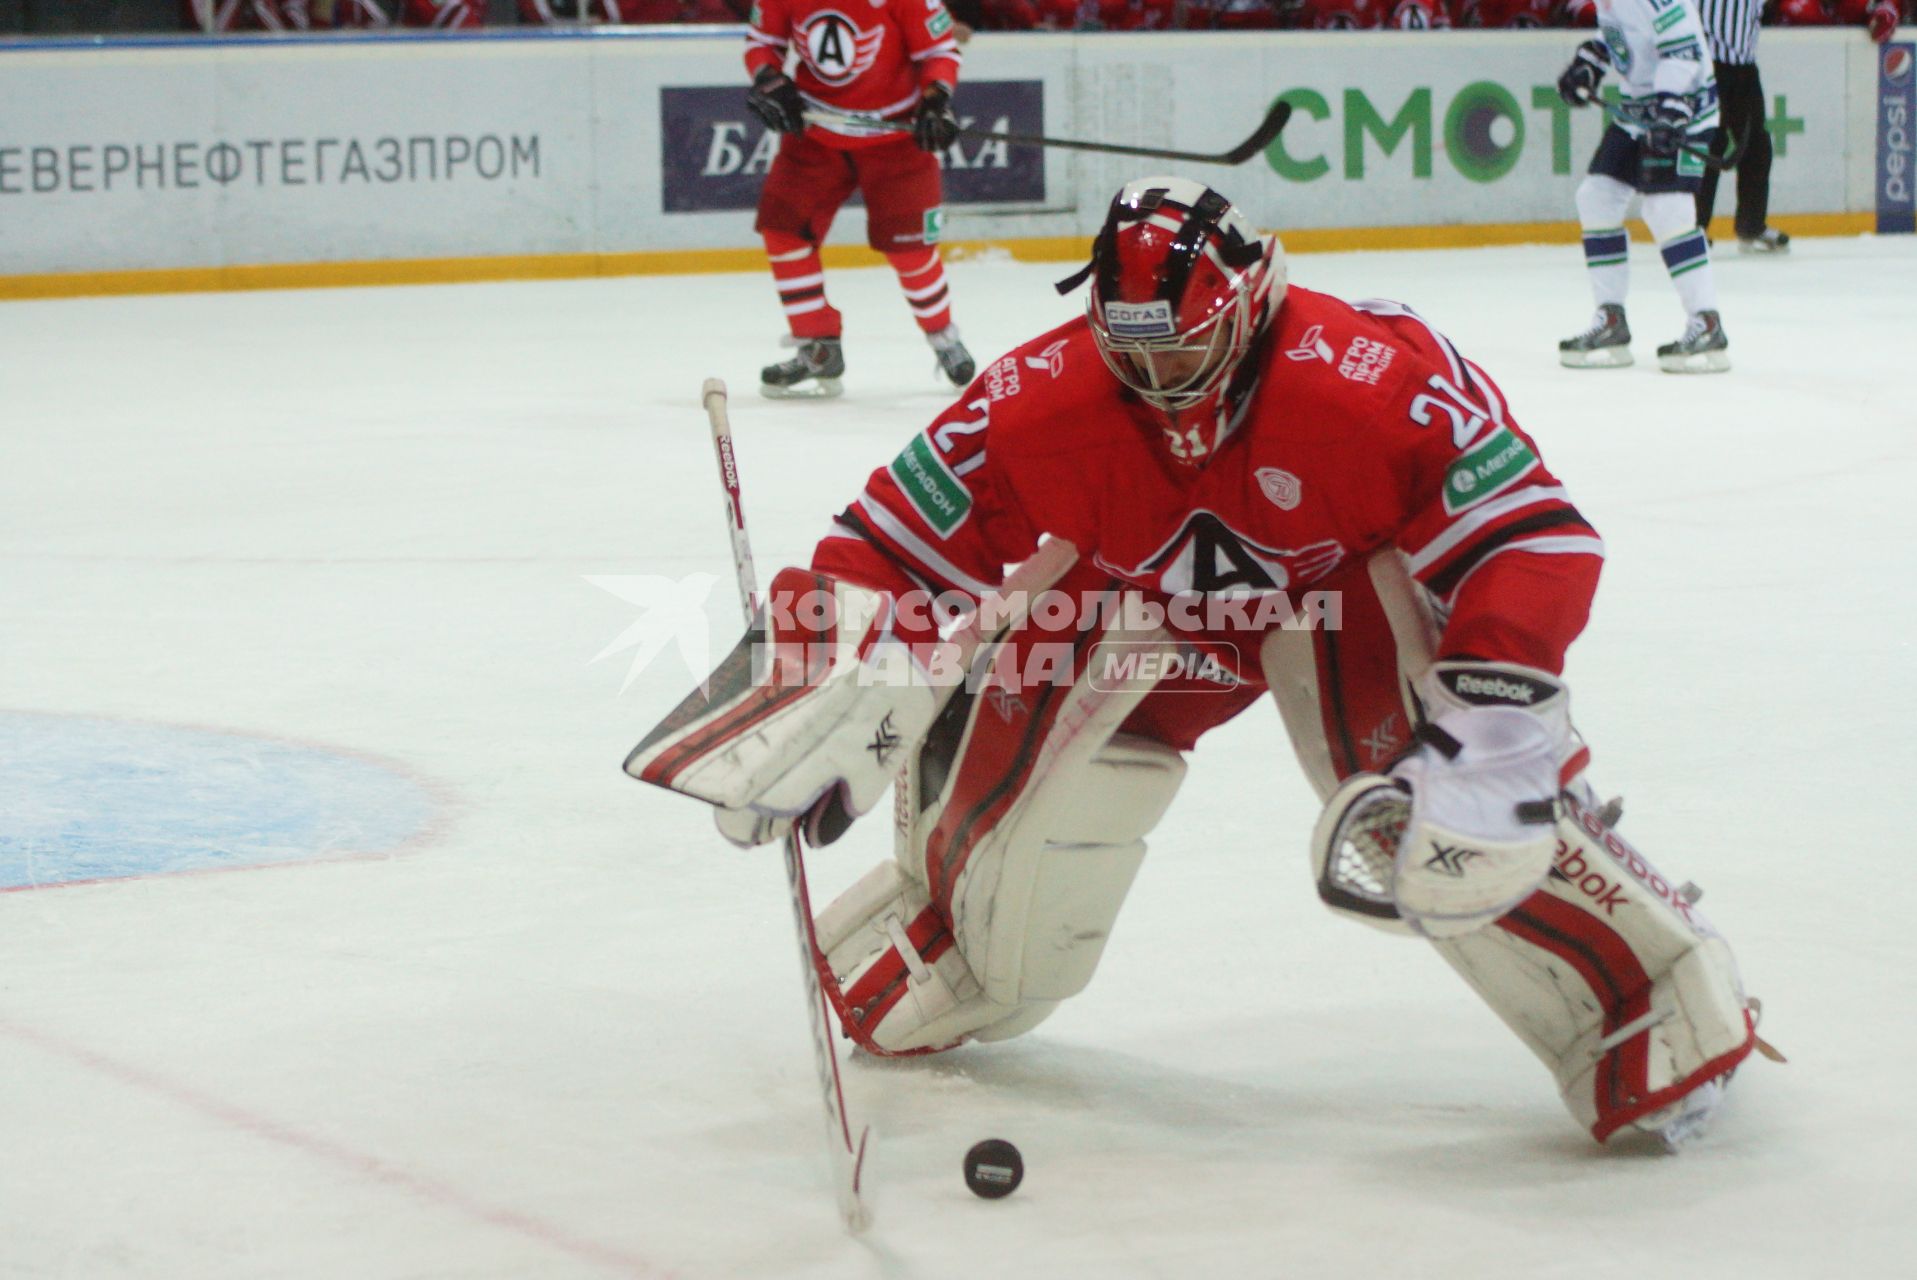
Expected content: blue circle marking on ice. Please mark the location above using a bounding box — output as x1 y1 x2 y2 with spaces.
0 712 438 892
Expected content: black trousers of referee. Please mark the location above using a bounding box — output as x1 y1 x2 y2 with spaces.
1696 61 1774 241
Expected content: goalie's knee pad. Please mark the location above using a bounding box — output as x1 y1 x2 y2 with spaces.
816 729 1185 1054
815 611 1188 1054
1434 793 1759 1143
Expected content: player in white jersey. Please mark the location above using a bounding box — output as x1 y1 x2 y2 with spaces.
1554 0 1731 373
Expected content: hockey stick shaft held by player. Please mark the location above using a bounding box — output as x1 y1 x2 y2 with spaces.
801 100 1292 167
700 378 873 1235
1598 102 1740 172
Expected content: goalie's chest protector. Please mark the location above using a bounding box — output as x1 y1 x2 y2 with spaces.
1010 299 1417 616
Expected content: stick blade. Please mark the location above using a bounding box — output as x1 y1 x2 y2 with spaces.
1224 100 1293 165
835 1124 874 1235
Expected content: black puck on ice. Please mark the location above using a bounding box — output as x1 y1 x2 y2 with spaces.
963 1138 1024 1199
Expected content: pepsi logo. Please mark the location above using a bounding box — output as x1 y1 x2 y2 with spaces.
1888 47 1914 85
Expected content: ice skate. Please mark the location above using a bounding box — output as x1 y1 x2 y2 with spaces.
1632 1075 1729 1152
1736 228 1790 255
927 324 976 388
760 337 845 400
1656 310 1730 374
1558 304 1633 369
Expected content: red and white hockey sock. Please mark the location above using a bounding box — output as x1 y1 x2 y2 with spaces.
763 233 841 341
888 248 953 334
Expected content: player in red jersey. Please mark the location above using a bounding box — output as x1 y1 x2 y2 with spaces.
743 0 974 399
630 178 1764 1147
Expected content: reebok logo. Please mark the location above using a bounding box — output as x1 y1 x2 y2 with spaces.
1445 670 1552 706
1564 795 1698 926
1551 839 1630 917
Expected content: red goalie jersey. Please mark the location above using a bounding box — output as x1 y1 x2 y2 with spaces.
745 0 965 149
815 288 1604 679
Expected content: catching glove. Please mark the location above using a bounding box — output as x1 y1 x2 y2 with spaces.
747 67 805 135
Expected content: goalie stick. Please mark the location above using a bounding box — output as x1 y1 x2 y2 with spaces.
801 100 1292 167
698 380 1081 1229
702 378 873 1236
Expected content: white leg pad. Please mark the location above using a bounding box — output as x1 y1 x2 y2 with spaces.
815 726 1184 1055
956 733 1182 1006
814 858 1029 1054
1433 795 1758 1142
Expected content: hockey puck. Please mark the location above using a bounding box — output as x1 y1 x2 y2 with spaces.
963 1138 1023 1199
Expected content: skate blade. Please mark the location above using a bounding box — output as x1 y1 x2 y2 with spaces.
760 377 844 401
1737 240 1789 255
1657 350 1731 374
1559 347 1634 369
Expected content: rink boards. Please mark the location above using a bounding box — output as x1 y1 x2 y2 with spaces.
0 26 1904 297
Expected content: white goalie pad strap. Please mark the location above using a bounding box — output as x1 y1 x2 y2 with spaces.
623 568 937 834
814 858 1057 1055
1433 793 1758 1142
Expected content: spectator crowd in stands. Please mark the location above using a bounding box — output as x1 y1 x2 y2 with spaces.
178 0 1907 36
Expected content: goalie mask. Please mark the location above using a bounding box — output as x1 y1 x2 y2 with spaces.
1059 177 1285 464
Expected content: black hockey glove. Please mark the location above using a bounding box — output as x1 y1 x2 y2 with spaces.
914 83 961 153
747 67 805 135
1643 92 1696 159
1556 39 1609 107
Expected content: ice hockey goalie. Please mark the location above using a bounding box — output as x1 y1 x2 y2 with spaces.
626 175 1770 1148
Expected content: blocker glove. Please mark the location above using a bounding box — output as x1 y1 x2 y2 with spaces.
747 67 806 135
914 83 961 152
1311 662 1571 938
1643 92 1695 159
1556 39 1610 107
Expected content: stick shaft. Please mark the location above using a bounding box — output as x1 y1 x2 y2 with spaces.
800 100 1290 167
700 377 871 1234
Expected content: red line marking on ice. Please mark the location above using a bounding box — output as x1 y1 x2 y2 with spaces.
0 1015 674 1279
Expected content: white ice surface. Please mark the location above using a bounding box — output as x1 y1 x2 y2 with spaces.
2 239 1914 1279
